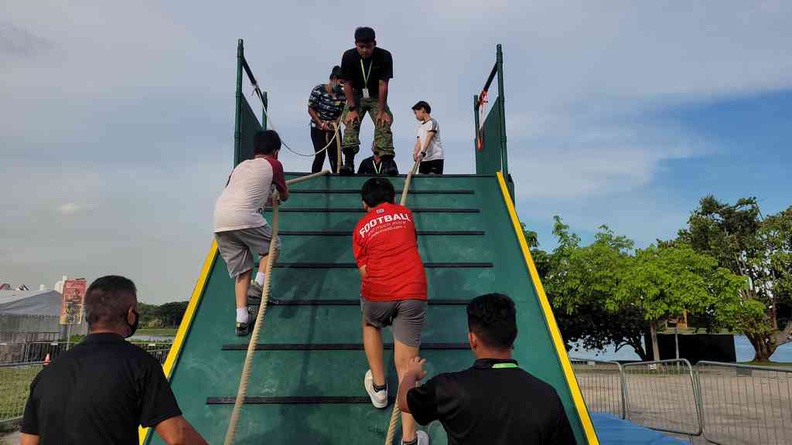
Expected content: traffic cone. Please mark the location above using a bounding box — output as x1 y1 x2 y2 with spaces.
43 353 50 367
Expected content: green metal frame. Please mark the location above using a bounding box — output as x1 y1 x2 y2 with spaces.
473 44 508 176
233 39 268 167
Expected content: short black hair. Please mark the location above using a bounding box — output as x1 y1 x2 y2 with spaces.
467 293 518 349
412 101 431 114
330 65 342 80
253 130 281 155
355 27 376 43
84 275 137 326
361 177 395 207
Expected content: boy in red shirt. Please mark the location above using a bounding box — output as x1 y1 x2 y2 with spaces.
353 178 429 445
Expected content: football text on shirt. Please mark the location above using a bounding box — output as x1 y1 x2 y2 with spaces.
358 213 413 237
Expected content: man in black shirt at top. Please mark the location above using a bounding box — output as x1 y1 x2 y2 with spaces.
398 293 577 445
358 143 399 176
339 26 397 175
20 275 207 445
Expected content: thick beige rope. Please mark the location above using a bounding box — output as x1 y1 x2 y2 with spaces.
223 170 329 445
286 170 330 186
331 122 342 174
384 401 402 445
223 193 279 445
399 149 427 206
385 155 428 445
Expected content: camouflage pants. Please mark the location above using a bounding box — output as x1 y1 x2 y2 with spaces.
342 96 394 158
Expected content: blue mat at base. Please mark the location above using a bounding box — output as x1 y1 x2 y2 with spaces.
591 413 688 444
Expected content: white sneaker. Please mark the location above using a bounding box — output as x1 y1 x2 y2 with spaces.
403 430 430 445
364 369 388 408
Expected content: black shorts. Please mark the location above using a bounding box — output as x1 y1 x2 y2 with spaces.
419 159 444 175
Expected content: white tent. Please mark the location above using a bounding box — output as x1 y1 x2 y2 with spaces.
0 290 63 316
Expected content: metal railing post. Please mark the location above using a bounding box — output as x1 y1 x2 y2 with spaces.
234 39 244 166
496 44 508 176
262 91 268 130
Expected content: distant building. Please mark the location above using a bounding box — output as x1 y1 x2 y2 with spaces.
0 289 88 343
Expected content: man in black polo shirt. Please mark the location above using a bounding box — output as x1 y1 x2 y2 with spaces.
339 26 397 175
20 275 207 445
398 293 577 445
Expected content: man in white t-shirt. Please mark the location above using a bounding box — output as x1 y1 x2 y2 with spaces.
412 101 444 175
213 130 289 336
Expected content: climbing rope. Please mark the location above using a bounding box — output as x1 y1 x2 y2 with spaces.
223 192 278 445
384 400 401 445
223 170 329 445
332 121 342 174
399 148 428 206
383 149 430 445
251 87 342 159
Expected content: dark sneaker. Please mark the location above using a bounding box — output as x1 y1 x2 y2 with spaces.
247 304 259 324
247 282 263 300
235 322 249 337
340 165 355 176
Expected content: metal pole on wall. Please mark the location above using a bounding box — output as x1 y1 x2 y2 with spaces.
496 44 508 176
473 95 481 146
234 39 244 166
262 91 268 130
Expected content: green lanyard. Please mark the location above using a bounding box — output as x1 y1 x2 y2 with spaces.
492 363 519 369
360 59 372 86
373 160 382 175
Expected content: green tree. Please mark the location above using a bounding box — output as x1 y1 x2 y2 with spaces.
136 301 188 328
546 217 633 316
540 217 653 359
679 196 792 362
137 302 158 327
614 243 745 361
156 302 189 327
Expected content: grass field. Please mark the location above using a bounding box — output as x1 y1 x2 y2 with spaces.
0 365 40 421
135 328 178 337
741 360 792 368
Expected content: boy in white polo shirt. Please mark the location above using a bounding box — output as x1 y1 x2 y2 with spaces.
213 130 289 336
411 101 444 175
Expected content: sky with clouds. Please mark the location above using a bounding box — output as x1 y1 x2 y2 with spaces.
1 1 791 303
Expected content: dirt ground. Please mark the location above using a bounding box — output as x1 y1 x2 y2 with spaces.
0 431 19 445
574 362 792 445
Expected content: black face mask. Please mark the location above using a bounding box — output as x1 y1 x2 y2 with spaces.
126 309 139 338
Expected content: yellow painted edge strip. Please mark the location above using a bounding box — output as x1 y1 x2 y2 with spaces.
496 172 599 444
139 241 218 445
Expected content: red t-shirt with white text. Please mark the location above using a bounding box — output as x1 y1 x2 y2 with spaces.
353 203 428 301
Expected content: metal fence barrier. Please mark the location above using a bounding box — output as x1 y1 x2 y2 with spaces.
572 357 792 444
0 341 70 365
571 359 624 418
623 359 702 436
0 363 41 423
0 341 172 424
696 361 792 445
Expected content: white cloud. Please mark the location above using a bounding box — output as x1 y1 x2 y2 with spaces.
57 202 91 216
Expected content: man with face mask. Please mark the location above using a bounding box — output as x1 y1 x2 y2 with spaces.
20 275 207 445
308 65 346 173
339 26 397 175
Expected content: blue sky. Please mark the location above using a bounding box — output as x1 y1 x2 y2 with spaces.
527 91 792 248
1 1 790 303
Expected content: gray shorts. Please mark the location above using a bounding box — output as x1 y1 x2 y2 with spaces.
361 298 427 347
215 225 281 278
